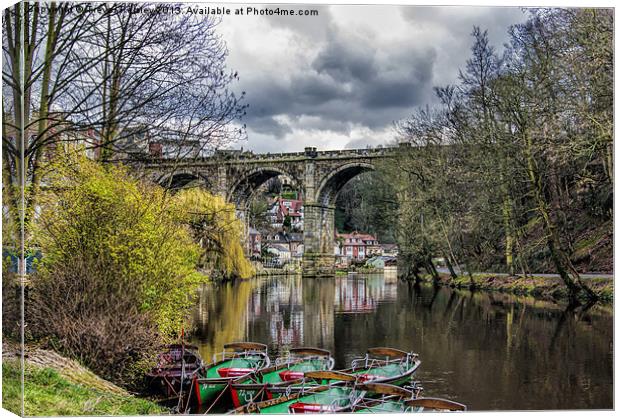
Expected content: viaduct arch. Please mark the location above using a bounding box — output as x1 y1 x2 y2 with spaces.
142 144 407 276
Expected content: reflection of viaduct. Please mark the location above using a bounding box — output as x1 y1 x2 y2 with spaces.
143 144 407 276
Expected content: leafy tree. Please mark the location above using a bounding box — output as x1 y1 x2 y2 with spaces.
173 188 255 280
335 171 398 243
248 198 271 231
283 214 292 230
391 9 611 304
27 151 204 386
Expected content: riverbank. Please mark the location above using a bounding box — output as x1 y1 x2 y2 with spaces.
419 273 613 303
2 342 165 416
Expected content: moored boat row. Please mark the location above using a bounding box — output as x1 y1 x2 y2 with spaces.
146 341 466 413
233 377 466 414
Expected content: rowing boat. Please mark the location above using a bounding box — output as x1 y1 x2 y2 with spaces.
230 371 365 414
244 346 420 404
341 347 421 386
351 383 467 413
404 398 467 412
189 342 270 411
229 347 334 407
145 343 203 398
349 382 417 413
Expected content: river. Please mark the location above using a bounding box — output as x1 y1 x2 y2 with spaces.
189 273 612 411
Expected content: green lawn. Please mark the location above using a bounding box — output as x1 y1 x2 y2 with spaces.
2 360 165 416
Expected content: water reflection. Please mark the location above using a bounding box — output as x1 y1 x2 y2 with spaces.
189 274 612 410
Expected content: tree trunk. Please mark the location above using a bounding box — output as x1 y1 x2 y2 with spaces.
411 265 422 283
523 132 597 304
425 256 440 283
24 3 58 234
444 254 458 280
501 191 515 276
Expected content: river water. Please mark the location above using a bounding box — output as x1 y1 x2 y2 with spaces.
189 274 612 411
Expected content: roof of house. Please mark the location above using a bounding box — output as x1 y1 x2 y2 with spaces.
265 231 303 243
266 243 290 252
381 243 398 250
336 231 378 242
274 197 303 217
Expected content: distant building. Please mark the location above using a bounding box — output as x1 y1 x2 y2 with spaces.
248 227 262 257
334 231 381 261
146 129 207 159
265 243 291 261
380 244 399 257
268 197 304 231
366 256 397 269
263 231 303 258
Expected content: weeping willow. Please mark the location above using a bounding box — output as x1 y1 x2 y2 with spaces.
173 189 255 280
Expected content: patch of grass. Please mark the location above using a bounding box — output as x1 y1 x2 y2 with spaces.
572 227 609 258
2 360 165 416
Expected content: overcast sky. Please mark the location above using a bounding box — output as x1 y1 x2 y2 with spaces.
216 5 528 153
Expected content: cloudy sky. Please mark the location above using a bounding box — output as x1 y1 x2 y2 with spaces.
216 5 528 153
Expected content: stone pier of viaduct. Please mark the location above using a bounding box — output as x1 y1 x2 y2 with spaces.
139 144 406 276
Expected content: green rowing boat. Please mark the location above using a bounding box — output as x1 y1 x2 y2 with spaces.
234 345 420 410
403 397 467 412
341 347 421 387
230 375 465 414
229 347 334 407
352 383 467 413
230 371 364 414
189 342 270 412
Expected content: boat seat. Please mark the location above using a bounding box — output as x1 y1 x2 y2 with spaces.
217 367 254 378
279 371 305 381
357 373 387 382
289 402 336 413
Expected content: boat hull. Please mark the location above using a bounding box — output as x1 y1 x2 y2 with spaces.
192 355 269 410
145 344 202 398
232 385 363 414
230 358 333 407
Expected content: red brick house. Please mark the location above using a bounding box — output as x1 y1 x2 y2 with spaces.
268 197 304 230
335 231 381 260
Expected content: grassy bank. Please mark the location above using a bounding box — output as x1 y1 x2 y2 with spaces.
420 273 613 303
2 346 165 416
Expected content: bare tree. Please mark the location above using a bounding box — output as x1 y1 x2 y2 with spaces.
2 2 247 240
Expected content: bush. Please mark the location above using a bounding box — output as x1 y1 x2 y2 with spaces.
27 259 161 388
2 270 21 339
28 153 203 387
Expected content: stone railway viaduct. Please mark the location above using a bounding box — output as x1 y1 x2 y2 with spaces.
141 144 407 276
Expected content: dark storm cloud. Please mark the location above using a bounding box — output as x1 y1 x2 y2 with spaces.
289 72 348 105
312 39 377 83
359 49 436 109
222 5 527 150
245 114 292 138
240 22 437 139
399 6 527 84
